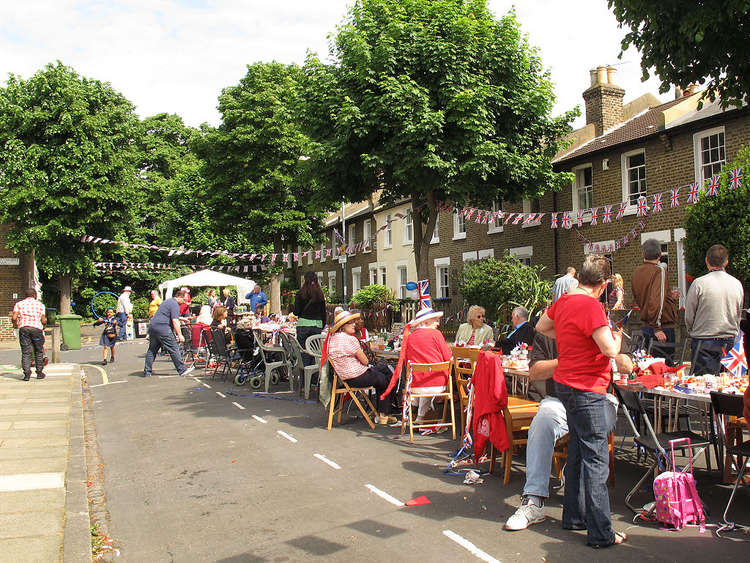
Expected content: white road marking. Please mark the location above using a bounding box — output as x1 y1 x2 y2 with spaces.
0 472 65 492
252 415 267 424
364 484 404 507
216 392 226 398
83 364 108 385
277 430 297 443
442 530 500 563
314 453 342 470
232 401 246 410
89 380 128 388
202 383 211 389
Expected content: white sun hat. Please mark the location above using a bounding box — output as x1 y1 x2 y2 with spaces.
409 307 444 327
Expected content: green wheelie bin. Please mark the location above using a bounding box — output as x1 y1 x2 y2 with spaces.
57 314 82 351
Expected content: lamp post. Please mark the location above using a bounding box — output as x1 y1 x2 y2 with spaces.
341 199 347 305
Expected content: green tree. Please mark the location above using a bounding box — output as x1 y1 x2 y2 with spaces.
304 0 576 280
194 62 328 311
608 0 750 109
683 146 750 287
0 62 140 312
455 252 551 323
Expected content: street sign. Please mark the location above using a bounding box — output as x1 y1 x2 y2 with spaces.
338 255 347 264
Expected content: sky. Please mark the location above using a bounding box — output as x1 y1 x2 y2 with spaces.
0 0 671 129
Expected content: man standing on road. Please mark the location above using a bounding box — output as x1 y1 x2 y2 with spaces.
631 239 678 364
116 286 133 341
685 244 744 374
143 289 194 377
551 267 577 303
246 285 268 316
12 288 47 381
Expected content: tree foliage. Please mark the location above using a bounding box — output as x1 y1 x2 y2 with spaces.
350 284 400 311
455 252 551 323
682 146 750 288
0 62 139 282
304 0 576 278
608 0 750 109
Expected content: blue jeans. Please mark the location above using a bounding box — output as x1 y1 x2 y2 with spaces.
116 312 128 340
296 325 322 367
144 325 187 376
690 338 733 375
641 326 675 366
555 382 617 547
523 397 568 499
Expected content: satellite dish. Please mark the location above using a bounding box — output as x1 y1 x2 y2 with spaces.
405 281 417 291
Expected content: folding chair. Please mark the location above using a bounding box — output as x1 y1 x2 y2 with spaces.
209 327 248 381
252 329 291 393
613 384 711 513
452 347 480 441
710 392 750 534
180 324 195 367
488 402 539 484
326 366 378 430
401 360 455 442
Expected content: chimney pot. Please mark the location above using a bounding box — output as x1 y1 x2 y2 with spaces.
583 67 626 136
589 69 598 87
597 66 607 84
606 66 617 85
675 86 683 99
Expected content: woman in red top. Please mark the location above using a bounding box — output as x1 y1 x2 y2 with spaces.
536 255 625 548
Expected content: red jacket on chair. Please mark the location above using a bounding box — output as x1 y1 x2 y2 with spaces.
472 351 509 464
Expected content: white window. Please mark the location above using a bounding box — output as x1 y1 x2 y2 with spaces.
369 264 378 285
693 126 726 184
453 210 466 240
363 219 372 252
320 242 326 263
348 224 356 247
332 233 339 258
430 215 439 244
462 251 478 262
384 214 392 248
397 265 408 299
478 248 494 259
351 266 362 294
621 149 647 207
488 201 504 234
434 257 450 299
510 246 533 266
286 251 292 269
328 271 336 294
316 271 323 285
379 266 387 286
403 210 413 244
307 249 313 265
572 164 593 211
522 198 542 227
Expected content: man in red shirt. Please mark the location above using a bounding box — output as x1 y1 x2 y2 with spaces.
12 288 47 381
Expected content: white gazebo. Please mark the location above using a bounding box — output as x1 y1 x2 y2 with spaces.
157 269 255 303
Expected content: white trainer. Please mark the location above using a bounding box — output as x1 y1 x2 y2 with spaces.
504 501 546 530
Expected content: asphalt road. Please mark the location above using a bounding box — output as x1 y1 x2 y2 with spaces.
5 339 748 562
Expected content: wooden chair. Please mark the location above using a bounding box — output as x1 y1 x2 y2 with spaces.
326 367 378 430
451 347 480 440
401 360 456 442
552 433 617 488
489 402 539 484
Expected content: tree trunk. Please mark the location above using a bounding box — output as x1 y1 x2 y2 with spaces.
412 192 438 283
59 274 72 314
269 236 282 315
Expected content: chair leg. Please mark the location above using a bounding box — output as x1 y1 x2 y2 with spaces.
720 455 747 531
347 390 376 430
504 448 512 484
408 402 414 442
488 443 495 474
625 457 659 513
449 396 456 441
304 371 311 400
327 378 338 430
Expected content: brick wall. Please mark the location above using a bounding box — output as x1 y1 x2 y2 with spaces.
0 224 29 340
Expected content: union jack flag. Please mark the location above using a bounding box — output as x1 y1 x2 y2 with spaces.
670 188 680 207
729 168 743 190
550 212 558 229
513 214 524 225
591 207 598 226
706 175 720 196
636 196 649 217
687 182 700 204
616 202 627 220
576 210 584 227
720 331 747 377
652 193 663 213
417 279 431 310
523 213 536 225
504 213 515 225
602 205 612 223
562 211 571 229
481 213 488 224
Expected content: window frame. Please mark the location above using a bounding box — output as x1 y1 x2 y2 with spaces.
384 214 392 248
434 257 451 299
510 246 533 266
571 163 594 216
368 263 378 286
452 210 467 240
327 270 336 294
363 219 372 252
351 266 362 294
521 198 542 227
320 242 326 263
488 200 504 234
403 209 413 245
693 126 726 185
397 264 408 299
478 248 494 259
430 214 439 244
621 148 647 213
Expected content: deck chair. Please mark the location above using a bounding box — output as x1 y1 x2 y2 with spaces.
326 366 378 430
252 329 291 393
401 360 456 442
710 392 750 534
488 402 539 484
613 384 711 513
452 347 480 441
304 334 325 399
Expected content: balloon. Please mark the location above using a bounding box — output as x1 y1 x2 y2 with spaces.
405 281 417 291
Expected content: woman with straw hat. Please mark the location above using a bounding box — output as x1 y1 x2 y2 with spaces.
323 309 397 425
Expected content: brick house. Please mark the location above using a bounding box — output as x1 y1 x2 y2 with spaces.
0 225 34 340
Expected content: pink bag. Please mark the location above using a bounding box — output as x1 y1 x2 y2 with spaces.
652 438 706 532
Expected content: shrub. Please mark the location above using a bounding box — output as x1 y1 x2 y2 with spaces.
131 297 150 319
350 284 400 312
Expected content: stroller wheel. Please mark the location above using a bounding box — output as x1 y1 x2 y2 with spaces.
234 372 248 386
249 376 263 390
270 372 280 386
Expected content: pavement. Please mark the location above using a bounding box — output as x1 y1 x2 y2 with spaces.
0 362 90 563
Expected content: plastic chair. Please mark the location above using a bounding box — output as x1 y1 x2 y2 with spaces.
280 332 304 394
252 329 291 393
304 334 325 399
401 360 456 442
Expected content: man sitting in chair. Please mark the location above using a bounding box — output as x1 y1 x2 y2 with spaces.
497 306 536 355
326 310 397 425
505 332 633 531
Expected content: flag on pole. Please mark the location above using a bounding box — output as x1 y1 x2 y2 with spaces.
417 279 431 310
720 331 747 377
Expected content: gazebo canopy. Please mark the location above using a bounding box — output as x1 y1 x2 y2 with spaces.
157 269 255 302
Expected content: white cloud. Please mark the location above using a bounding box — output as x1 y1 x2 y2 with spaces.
0 0 670 128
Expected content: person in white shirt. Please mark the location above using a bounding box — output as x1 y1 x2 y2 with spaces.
551 267 578 303
116 286 133 340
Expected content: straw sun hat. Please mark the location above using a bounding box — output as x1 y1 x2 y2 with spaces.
331 310 361 332
409 307 443 327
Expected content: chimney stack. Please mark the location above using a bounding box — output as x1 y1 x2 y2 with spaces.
582 65 625 136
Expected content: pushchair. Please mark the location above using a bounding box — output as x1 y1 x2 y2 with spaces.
232 328 266 388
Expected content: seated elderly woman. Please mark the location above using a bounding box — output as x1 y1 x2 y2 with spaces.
324 310 397 425
497 306 536 355
387 307 453 426
455 305 494 346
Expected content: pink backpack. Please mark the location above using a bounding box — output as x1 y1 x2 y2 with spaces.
652 438 706 532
